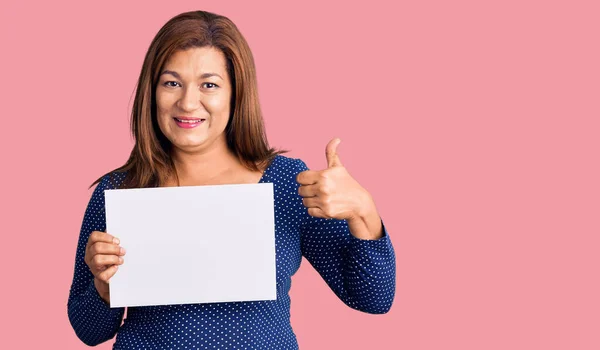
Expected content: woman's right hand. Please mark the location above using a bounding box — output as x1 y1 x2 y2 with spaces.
84 231 126 304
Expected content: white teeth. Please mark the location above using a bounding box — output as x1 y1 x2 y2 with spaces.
175 118 203 123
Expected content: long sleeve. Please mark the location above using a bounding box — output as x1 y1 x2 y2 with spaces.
295 159 396 314
67 174 125 346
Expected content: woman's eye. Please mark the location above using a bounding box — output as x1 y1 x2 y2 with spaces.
162 81 217 89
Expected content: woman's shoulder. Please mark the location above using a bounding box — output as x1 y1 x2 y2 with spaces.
96 171 128 191
268 154 308 175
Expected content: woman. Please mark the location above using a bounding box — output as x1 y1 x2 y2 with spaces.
67 10 396 349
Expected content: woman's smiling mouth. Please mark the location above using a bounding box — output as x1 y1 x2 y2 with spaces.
173 117 206 128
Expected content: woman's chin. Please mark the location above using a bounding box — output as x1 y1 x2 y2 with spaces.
171 137 208 152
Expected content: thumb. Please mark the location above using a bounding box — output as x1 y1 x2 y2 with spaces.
326 138 343 168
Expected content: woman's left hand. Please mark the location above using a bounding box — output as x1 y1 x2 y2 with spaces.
296 138 376 221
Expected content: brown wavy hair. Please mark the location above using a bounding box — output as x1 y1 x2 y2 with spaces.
91 10 286 189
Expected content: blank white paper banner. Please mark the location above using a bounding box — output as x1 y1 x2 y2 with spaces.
104 183 276 308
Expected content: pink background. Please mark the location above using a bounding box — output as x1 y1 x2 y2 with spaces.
2 0 599 349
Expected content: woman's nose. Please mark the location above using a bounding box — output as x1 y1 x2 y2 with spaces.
177 85 201 111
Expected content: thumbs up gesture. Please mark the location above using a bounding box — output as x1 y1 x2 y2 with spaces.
296 138 376 221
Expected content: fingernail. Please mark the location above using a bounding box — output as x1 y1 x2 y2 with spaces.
119 257 124 264
120 247 126 255
113 238 120 245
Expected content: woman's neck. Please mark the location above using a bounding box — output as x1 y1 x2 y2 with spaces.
169 138 242 186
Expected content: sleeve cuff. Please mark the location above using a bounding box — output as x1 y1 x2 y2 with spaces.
348 219 394 254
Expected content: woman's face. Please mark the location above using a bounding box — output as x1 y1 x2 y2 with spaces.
156 47 232 153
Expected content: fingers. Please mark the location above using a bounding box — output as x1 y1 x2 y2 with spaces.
307 207 330 219
296 170 320 185
97 264 119 283
86 231 120 253
89 242 126 256
84 231 126 280
301 194 324 217
302 196 338 219
302 197 320 209
301 197 333 218
87 251 125 278
298 184 318 198
89 230 120 245
92 254 124 268
299 184 327 218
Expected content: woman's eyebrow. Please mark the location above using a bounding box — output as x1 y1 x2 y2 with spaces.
160 70 223 80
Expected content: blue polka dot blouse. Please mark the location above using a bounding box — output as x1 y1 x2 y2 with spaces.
67 155 396 349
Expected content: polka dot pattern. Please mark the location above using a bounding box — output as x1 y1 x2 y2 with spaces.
67 155 396 349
